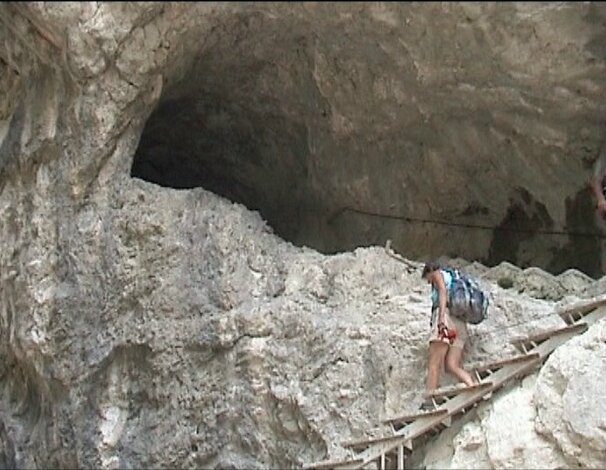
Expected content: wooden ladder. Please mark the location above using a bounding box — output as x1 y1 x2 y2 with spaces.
303 297 606 470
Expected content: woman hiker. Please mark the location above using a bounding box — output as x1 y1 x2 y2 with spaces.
421 261 475 397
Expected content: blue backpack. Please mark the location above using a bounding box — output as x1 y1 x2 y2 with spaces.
442 267 489 324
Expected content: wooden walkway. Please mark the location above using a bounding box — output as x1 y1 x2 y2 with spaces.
303 296 606 470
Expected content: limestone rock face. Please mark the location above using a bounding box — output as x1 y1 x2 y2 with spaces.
534 317 606 469
0 3 606 469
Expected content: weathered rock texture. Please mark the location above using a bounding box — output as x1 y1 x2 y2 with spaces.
127 2 606 277
2 4 606 274
0 2 606 469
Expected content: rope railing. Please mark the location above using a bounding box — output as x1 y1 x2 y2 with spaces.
330 206 606 240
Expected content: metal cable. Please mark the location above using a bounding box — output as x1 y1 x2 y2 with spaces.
331 206 606 240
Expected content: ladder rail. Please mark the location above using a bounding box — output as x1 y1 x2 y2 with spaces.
556 294 606 318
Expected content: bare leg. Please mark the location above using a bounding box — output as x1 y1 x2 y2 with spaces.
445 346 475 387
426 341 449 391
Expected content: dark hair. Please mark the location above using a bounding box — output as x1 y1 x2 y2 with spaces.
421 261 440 278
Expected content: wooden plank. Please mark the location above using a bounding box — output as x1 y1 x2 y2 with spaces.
341 440 371 451
469 353 540 374
564 312 577 326
302 457 363 470
382 408 448 425
555 294 606 318
342 434 411 450
398 444 405 470
424 381 492 399
510 323 588 348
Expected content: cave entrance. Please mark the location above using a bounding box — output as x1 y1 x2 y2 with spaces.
130 12 331 250
130 94 605 279
130 90 321 247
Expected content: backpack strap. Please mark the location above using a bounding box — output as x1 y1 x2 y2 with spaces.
443 267 460 282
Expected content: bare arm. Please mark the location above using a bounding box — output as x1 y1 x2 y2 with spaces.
430 271 448 325
590 176 606 212
591 142 606 215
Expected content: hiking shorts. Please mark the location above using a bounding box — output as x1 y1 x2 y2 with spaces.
429 308 468 349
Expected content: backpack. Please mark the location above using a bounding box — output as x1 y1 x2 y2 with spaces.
442 267 489 324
